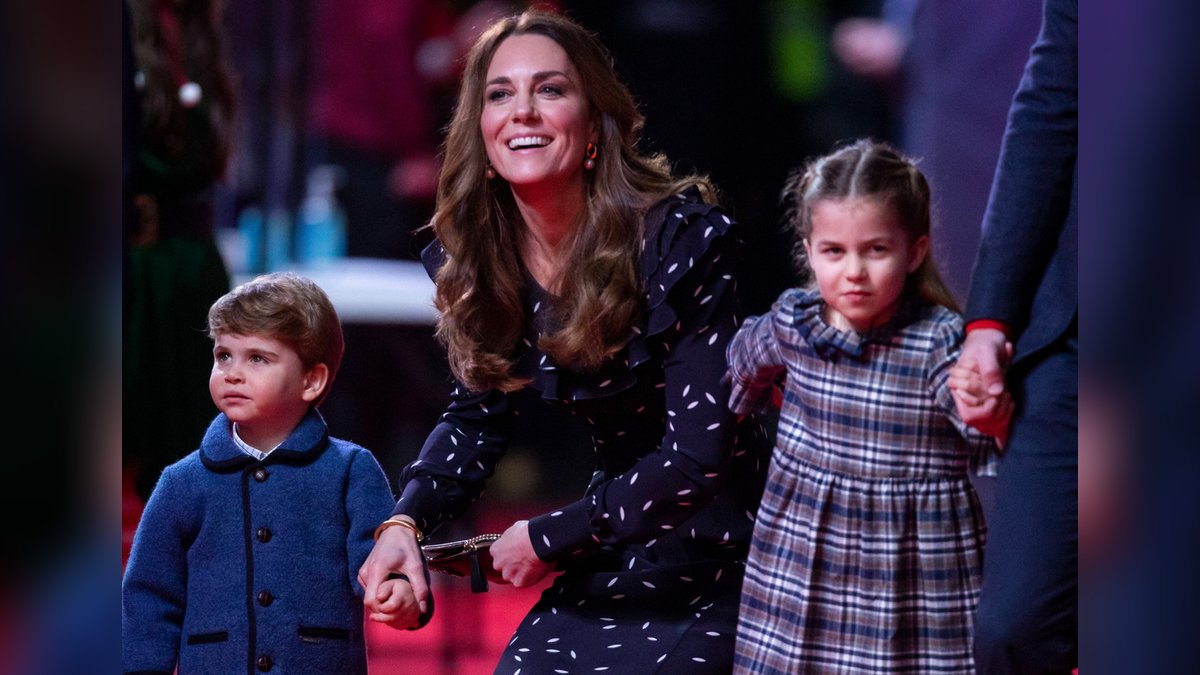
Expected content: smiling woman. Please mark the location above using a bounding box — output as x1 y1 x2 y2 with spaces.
480 33 594 198
357 8 773 674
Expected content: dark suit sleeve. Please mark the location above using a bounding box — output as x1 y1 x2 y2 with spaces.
965 0 1077 332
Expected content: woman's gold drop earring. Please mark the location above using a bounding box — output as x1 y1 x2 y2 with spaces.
584 143 598 170
486 163 496 180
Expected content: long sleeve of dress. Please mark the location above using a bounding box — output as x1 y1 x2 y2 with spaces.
926 312 1002 477
726 298 791 417
528 208 752 561
391 385 516 535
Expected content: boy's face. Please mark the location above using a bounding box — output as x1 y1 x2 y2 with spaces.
209 333 325 442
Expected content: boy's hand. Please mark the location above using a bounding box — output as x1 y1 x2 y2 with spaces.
359 519 429 629
367 576 422 630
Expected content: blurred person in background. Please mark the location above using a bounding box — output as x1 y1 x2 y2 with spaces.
123 0 237 502
831 0 1041 306
305 0 449 261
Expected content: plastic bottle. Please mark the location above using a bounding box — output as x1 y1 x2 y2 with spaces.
265 207 292 272
237 206 265 274
296 165 348 267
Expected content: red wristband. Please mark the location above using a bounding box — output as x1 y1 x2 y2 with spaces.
965 319 1012 339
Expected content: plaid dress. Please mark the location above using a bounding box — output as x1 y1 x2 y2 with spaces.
727 288 997 674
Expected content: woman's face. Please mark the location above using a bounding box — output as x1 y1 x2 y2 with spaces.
480 33 595 194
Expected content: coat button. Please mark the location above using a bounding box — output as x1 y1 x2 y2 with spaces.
257 590 273 606
254 468 269 482
256 654 273 671
256 527 272 543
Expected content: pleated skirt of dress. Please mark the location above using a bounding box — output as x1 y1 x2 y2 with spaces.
734 452 987 674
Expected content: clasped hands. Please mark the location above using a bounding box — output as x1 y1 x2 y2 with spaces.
358 518 555 630
949 328 1015 444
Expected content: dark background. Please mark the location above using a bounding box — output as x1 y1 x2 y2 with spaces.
0 0 1193 672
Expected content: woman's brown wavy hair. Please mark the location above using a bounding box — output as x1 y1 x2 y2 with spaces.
431 8 714 392
780 138 960 312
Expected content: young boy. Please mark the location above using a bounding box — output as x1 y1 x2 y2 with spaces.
122 272 414 674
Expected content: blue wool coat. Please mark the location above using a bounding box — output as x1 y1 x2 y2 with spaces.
122 410 396 675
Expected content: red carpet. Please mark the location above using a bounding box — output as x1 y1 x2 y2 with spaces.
123 469 550 673
365 574 549 674
365 507 555 673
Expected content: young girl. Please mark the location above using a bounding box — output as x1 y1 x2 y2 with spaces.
727 139 1008 673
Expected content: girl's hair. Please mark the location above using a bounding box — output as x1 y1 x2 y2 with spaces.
431 8 715 392
780 138 959 311
128 0 236 182
207 272 344 406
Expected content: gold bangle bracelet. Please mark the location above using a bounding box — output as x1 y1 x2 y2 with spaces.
374 518 424 543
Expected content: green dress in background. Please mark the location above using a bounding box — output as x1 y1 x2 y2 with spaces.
124 98 230 501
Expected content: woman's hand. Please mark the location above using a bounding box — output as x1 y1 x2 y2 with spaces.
490 520 554 588
358 519 428 630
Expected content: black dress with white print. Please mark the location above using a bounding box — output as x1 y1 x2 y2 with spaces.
395 188 771 674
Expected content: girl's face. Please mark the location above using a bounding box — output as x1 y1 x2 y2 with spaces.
209 332 325 448
803 197 929 333
480 33 595 194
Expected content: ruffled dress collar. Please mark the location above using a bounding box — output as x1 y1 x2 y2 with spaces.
790 287 925 360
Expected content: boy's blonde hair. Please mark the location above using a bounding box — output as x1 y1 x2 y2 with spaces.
207 272 344 405
782 138 960 311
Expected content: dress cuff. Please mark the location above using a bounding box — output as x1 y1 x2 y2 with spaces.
392 479 441 535
527 499 596 562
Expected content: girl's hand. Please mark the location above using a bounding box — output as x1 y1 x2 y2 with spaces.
948 364 997 406
960 390 1014 444
950 328 1015 441
489 520 554 588
950 367 1015 442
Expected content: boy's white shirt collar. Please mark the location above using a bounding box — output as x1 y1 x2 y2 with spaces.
231 423 278 461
